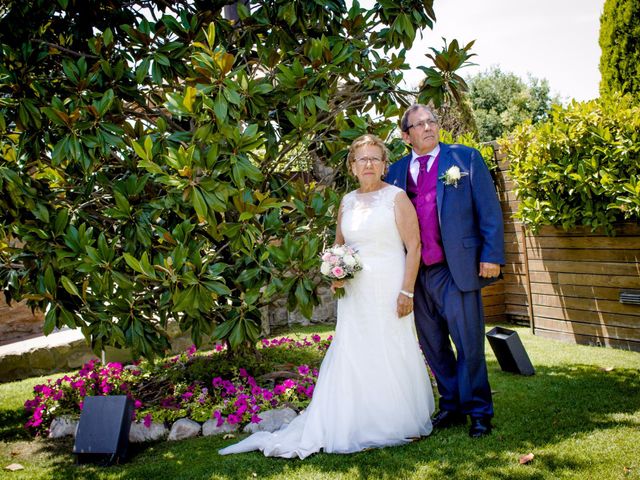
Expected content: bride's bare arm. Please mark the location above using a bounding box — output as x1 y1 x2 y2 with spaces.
394 191 421 317
334 198 345 245
332 199 346 291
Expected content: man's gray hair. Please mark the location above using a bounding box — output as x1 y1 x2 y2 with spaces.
400 104 439 132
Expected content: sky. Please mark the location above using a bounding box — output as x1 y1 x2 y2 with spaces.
372 0 605 102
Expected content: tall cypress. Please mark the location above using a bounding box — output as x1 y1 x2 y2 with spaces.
599 0 640 98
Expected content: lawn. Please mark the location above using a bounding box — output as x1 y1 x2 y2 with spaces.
1 325 639 480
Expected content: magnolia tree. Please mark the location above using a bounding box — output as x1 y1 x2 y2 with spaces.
0 0 470 358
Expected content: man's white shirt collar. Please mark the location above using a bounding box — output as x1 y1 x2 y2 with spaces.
409 144 440 181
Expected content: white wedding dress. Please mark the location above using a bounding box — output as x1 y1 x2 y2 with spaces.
219 185 434 459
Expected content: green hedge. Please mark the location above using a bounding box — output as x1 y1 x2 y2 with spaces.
500 94 640 234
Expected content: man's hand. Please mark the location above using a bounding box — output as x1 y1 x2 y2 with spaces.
479 262 501 278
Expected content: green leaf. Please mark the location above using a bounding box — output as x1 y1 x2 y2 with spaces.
61 276 81 297
123 253 144 274
44 265 56 294
43 307 57 335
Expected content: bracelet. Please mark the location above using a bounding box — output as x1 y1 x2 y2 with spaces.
399 290 414 298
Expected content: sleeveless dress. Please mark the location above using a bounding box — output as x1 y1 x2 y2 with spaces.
219 185 434 459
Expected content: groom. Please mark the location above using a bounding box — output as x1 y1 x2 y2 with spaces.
386 104 504 438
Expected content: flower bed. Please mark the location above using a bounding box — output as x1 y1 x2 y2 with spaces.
24 334 332 436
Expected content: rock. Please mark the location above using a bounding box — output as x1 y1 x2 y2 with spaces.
242 408 298 434
48 416 78 438
29 348 56 373
129 421 168 443
202 419 238 437
167 418 201 441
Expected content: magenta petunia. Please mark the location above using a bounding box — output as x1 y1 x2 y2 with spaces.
143 413 153 428
250 414 262 424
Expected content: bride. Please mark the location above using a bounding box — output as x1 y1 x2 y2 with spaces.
219 134 434 458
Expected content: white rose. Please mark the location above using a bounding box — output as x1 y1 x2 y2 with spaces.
342 254 356 267
332 246 346 256
320 262 332 275
447 166 461 181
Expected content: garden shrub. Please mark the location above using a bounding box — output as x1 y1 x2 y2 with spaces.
24 335 331 436
500 93 640 234
599 0 640 99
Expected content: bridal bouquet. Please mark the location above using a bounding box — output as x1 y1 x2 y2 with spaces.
319 244 363 298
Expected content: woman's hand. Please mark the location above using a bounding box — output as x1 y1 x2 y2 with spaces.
396 293 413 317
331 279 346 293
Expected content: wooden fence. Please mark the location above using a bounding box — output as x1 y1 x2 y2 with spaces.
491 146 640 351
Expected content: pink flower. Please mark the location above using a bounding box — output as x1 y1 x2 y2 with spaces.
298 365 310 375
331 266 345 278
143 413 153 428
227 413 240 425
328 255 339 264
134 399 143 409
250 414 262 424
283 379 295 389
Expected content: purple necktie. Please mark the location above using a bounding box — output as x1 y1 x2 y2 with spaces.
416 155 430 188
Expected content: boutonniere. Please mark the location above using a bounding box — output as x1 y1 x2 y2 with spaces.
439 165 468 187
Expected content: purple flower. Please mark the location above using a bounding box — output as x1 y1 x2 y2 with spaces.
134 399 143 409
297 365 310 375
212 377 223 387
181 392 194 401
283 379 295 389
250 414 262 424
143 413 153 428
238 368 248 378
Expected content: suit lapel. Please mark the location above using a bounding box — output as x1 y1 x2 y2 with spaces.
436 142 450 224
391 154 411 190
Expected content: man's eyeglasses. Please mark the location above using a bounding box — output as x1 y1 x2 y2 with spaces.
353 156 383 165
407 119 438 130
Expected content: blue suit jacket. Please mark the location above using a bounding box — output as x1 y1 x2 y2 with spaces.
386 143 505 292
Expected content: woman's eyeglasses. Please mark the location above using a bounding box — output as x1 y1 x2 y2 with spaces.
353 156 383 165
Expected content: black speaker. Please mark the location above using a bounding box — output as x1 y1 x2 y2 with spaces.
73 395 134 465
486 327 535 376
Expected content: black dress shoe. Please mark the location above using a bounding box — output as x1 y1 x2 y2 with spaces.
431 410 466 429
469 417 492 438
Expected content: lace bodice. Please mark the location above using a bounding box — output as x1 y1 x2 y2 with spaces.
340 185 405 262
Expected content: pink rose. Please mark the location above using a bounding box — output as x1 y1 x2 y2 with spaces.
331 266 345 278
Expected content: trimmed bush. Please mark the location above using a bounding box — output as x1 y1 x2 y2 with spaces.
599 0 640 99
501 94 640 234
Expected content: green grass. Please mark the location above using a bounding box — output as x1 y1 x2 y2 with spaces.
1 325 639 480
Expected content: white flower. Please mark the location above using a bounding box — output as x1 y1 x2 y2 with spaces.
332 246 346 256
320 262 332 275
342 254 356 267
440 165 468 187
447 166 461 181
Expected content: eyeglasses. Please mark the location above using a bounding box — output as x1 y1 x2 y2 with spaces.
353 156 384 166
407 119 438 130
